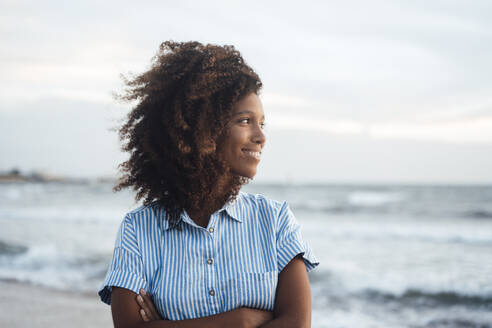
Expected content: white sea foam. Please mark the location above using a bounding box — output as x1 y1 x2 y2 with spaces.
0 243 107 291
0 206 124 223
347 191 405 206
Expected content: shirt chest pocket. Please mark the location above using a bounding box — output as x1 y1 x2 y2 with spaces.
224 271 278 311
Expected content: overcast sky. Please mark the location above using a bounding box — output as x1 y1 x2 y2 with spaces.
1 0 491 184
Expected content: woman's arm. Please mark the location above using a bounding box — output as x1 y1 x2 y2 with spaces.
112 254 310 328
110 287 273 328
258 254 312 328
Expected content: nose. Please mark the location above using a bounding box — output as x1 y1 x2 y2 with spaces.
252 123 266 147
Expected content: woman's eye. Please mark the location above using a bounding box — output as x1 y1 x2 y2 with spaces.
237 118 265 129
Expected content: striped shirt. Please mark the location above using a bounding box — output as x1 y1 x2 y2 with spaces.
98 191 319 320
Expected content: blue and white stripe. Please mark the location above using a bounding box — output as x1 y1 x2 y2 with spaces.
98 191 319 320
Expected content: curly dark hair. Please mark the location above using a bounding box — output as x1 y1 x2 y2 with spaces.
113 41 263 229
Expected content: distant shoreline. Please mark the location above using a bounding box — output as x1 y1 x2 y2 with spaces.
0 173 116 184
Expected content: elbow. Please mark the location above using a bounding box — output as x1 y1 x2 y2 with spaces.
293 320 310 328
115 322 150 328
275 314 310 328
290 314 311 328
292 320 310 328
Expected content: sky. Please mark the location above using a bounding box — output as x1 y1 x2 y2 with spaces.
1 0 492 184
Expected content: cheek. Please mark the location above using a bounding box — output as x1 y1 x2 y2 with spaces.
228 129 246 146
220 139 238 161
221 127 248 161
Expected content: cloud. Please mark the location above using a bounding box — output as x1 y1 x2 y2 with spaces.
369 116 492 143
267 107 492 144
2 0 492 181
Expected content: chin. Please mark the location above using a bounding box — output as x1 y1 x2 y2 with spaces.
232 168 257 179
237 173 256 180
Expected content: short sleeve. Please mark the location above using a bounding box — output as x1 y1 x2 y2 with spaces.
276 201 320 273
98 214 148 305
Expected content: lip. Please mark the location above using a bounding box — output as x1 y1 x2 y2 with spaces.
242 148 262 153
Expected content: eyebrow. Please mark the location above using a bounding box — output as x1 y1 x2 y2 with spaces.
234 110 265 120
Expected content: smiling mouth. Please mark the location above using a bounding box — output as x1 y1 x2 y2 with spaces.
242 149 261 160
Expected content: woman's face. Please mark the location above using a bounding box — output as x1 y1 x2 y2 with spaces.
219 92 266 179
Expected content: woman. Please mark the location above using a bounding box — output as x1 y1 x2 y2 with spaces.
98 41 319 328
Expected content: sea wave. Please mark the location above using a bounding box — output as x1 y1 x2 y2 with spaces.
0 240 28 256
359 288 492 309
418 318 492 328
318 229 492 246
347 191 405 206
293 201 492 223
0 207 124 223
0 243 108 292
464 210 492 219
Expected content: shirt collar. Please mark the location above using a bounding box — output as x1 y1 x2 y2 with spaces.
222 194 243 223
158 193 244 231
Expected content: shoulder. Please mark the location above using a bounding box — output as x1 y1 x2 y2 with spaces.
127 201 160 215
123 201 163 227
238 191 288 216
115 201 165 247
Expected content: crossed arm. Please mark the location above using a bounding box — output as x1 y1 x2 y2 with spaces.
110 254 312 328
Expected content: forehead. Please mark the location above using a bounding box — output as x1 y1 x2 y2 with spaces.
232 93 264 117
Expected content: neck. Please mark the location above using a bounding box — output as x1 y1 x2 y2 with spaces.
186 173 236 228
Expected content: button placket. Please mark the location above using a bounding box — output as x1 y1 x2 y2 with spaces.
205 213 219 311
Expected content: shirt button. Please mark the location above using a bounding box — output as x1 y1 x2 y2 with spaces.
207 258 213 265
209 289 215 296
208 227 215 233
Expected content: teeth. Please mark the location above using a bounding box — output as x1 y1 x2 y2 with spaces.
244 151 261 159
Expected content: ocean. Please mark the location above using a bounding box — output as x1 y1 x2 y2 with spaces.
0 181 491 328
